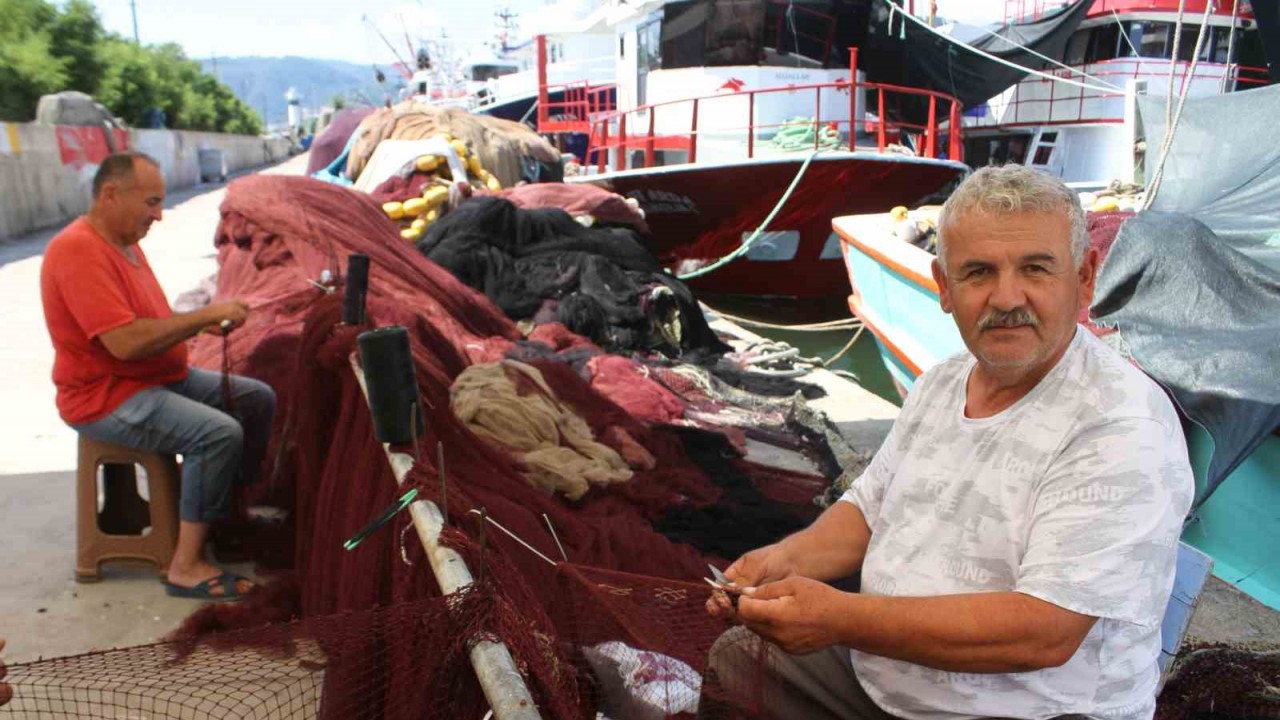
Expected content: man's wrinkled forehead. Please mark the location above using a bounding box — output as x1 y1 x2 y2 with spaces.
943 208 1072 258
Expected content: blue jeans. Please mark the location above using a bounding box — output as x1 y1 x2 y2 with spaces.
73 368 277 523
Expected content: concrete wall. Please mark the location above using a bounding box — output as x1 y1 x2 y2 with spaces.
0 122 291 241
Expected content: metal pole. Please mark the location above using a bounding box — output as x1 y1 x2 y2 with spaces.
877 88 887 152
597 119 608 173
536 35 549 131
1221 0 1241 92
130 0 140 44
814 89 821 150
925 95 937 158
849 47 858 148
646 109 655 168
350 357 542 720
949 100 961 161
690 98 699 163
616 115 627 172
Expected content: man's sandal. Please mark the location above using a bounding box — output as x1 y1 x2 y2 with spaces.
163 572 254 601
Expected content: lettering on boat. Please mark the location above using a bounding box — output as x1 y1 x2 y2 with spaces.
625 189 697 215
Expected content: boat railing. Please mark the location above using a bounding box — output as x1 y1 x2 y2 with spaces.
574 52 963 174
539 80 618 133
971 57 1270 128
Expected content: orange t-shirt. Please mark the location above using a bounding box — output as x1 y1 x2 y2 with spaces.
41 218 189 425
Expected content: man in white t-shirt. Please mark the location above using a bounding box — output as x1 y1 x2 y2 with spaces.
704 164 1193 720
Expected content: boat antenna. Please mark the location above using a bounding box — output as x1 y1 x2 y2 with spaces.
363 13 413 78
400 12 418 68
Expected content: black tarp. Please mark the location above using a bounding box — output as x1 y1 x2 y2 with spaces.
1090 83 1280 505
861 0 1091 124
416 196 730 360
1251 0 1280 85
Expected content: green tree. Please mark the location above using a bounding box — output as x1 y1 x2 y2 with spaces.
331 94 346 110
96 39 160 126
49 0 104 95
148 43 199 128
0 0 67 121
0 0 262 134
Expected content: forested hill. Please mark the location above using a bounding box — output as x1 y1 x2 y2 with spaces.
199 56 399 128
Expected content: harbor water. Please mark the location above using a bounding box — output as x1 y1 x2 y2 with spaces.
702 295 901 406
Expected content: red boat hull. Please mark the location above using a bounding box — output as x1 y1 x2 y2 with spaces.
576 153 966 299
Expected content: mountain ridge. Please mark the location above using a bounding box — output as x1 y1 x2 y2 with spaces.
199 56 402 127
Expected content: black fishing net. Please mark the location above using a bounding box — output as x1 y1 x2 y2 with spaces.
417 196 730 359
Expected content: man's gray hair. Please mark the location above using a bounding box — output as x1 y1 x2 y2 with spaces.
936 164 1088 268
92 151 161 198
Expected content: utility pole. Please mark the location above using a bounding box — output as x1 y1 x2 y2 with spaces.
130 0 140 44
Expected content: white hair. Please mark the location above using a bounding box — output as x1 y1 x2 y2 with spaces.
936 164 1088 268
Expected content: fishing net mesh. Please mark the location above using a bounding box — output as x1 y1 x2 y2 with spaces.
0 174 808 719
5 178 1271 720
1 563 781 719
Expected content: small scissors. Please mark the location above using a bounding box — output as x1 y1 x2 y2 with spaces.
704 564 744 608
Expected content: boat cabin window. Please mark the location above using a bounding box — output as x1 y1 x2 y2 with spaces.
469 64 518 83
1064 29 1090 65
658 0 865 70
1072 21 1249 64
638 16 663 73
1086 24 1122 62
1125 21 1171 59
965 133 1033 168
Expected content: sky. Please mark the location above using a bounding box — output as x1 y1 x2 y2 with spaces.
90 0 1010 66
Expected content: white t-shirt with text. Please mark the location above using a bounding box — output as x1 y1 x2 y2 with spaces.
842 327 1194 720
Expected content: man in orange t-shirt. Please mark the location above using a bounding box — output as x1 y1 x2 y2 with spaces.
41 152 275 601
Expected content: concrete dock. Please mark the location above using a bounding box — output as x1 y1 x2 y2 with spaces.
0 152 1274 673
0 154 307 664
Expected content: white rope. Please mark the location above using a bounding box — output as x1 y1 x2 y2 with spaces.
882 0 1117 94
702 305 863 332
823 324 867 367
677 149 821 279
1166 0 1188 128
541 513 569 563
974 24 1124 90
1143 0 1214 210
468 509 558 567
743 347 801 365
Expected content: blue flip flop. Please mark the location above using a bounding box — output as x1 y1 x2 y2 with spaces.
164 571 254 601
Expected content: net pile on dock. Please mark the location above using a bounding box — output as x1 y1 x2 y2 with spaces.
3 180 1276 719
0 173 833 718
346 101 562 188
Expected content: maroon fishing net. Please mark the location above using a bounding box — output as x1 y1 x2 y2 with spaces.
4 181 1271 720
2 175 824 719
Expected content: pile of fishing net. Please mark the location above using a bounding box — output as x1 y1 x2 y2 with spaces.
415 193 727 359
1156 644 1280 720
7 179 1274 718
98 173 835 718
346 101 562 188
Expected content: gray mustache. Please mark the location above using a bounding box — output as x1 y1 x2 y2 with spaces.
979 307 1039 330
